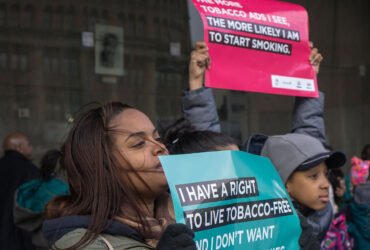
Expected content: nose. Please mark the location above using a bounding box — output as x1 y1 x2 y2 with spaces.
321 175 330 189
152 140 168 156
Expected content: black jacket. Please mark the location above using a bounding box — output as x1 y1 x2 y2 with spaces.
0 150 39 250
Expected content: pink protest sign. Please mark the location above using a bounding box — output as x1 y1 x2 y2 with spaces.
192 0 318 97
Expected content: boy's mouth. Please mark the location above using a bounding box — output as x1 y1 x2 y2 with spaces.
318 195 329 203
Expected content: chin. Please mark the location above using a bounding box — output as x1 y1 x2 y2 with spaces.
161 182 169 190
312 204 326 211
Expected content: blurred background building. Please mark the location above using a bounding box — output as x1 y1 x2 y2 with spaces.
0 0 191 158
0 0 369 170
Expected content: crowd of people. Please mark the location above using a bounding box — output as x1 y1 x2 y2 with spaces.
1 41 369 250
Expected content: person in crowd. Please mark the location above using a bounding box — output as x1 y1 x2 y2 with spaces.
181 42 221 133
14 149 69 249
320 168 351 250
346 148 370 250
360 144 370 160
162 120 321 250
260 133 346 249
0 132 39 250
350 155 369 187
42 103 196 249
181 41 338 249
162 118 238 154
328 168 347 214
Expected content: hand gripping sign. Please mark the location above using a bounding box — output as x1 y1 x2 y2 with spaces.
191 0 318 97
160 151 301 250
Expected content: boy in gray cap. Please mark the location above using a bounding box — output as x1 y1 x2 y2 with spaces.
261 133 346 244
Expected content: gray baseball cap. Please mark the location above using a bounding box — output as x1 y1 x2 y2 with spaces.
261 133 346 183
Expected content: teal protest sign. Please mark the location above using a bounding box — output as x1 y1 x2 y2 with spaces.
159 150 300 250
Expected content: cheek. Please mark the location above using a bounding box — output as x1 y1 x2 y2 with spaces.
288 179 314 201
118 150 146 170
127 153 145 169
128 171 168 196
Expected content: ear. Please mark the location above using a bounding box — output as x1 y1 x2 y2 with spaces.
285 180 291 194
14 144 23 153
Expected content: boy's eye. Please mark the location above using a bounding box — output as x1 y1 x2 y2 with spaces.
308 173 319 180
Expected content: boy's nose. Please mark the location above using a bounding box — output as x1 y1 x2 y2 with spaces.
321 176 330 189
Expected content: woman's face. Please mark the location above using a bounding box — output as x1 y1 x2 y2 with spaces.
110 108 168 198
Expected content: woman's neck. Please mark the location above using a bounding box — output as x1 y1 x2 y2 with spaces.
120 196 157 219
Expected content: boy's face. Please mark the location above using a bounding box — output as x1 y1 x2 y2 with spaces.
286 162 330 211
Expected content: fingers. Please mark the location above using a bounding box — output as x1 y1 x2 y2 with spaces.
194 41 207 50
190 51 209 67
164 223 194 237
157 224 196 250
310 52 323 66
189 42 209 90
190 42 210 69
192 41 209 57
309 47 323 65
309 41 313 49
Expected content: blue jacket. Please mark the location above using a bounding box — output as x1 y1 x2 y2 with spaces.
14 178 69 248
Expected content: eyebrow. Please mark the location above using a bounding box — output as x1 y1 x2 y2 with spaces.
125 129 158 142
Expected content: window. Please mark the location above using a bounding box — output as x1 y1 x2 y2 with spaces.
127 14 135 36
43 6 52 29
0 52 7 69
43 50 60 74
101 9 109 24
136 69 143 86
51 57 59 73
10 54 19 70
9 4 20 27
118 12 125 27
69 59 79 76
0 4 6 26
23 5 34 28
43 57 50 72
64 7 75 30
88 8 98 31
54 6 64 29
162 19 169 41
153 17 160 38
63 57 79 77
136 16 145 37
19 55 28 71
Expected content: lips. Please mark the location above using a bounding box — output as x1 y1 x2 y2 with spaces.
319 194 329 203
155 164 164 171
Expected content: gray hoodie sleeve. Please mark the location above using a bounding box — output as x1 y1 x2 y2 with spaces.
291 91 327 145
181 88 221 132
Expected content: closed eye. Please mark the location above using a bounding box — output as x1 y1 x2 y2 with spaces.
155 137 162 143
132 141 145 148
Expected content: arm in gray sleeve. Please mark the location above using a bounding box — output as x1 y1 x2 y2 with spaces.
181 88 221 132
291 91 327 145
